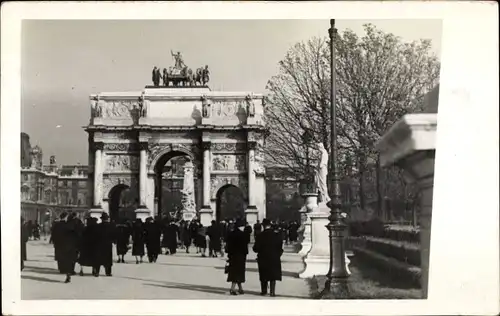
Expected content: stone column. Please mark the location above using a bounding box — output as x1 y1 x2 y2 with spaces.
89 142 104 219
245 141 258 226
135 142 150 221
199 141 213 226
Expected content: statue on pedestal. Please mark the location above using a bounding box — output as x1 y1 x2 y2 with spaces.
202 95 211 118
314 142 330 204
180 161 197 221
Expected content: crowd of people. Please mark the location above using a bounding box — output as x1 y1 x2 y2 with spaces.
21 212 301 296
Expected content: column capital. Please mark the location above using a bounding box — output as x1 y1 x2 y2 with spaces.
139 142 149 151
93 142 104 151
247 141 257 150
202 141 211 151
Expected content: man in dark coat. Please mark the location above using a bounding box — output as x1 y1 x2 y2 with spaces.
51 214 67 273
145 217 162 262
58 212 80 283
253 220 262 239
78 217 98 275
164 220 178 255
93 212 115 277
21 217 29 271
132 219 146 264
253 218 283 297
206 220 222 257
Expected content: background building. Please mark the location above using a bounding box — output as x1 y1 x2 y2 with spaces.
20 133 90 224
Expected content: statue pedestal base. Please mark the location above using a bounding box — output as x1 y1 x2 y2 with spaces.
89 207 104 222
299 205 330 278
199 207 213 227
299 203 352 279
134 207 151 222
298 217 312 257
245 206 259 227
182 212 196 222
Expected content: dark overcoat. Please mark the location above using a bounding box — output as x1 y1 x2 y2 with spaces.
180 223 191 247
206 224 222 252
58 220 80 274
21 223 29 270
253 228 283 282
225 228 249 283
132 224 145 256
115 224 131 255
51 220 64 261
164 223 178 252
95 221 115 267
78 222 99 266
145 222 162 256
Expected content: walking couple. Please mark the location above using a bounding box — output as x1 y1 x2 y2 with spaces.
225 218 283 297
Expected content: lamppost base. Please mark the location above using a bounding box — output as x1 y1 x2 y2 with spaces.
320 277 350 299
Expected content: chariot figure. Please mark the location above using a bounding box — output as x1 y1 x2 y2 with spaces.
171 51 185 70
202 65 210 85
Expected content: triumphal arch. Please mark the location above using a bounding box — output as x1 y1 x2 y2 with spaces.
85 71 266 226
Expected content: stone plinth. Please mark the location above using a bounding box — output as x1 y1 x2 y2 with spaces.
299 203 330 279
134 207 151 222
298 193 318 258
376 112 437 298
199 208 213 227
245 206 259 227
88 207 104 223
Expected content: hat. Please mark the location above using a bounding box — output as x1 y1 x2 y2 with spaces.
100 212 109 220
262 218 271 227
235 218 245 228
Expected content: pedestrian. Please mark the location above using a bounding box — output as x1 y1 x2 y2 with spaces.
164 220 178 255
32 221 41 240
51 214 66 273
26 220 33 240
206 220 222 257
78 217 98 275
21 217 29 271
189 220 199 252
253 218 283 297
58 212 79 283
132 218 145 264
253 220 262 239
196 221 207 257
145 217 162 262
180 221 192 253
115 219 131 263
225 218 250 295
94 212 115 277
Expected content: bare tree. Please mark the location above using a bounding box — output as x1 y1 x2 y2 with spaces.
265 24 440 217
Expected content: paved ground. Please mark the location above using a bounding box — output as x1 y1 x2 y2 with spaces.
22 240 311 300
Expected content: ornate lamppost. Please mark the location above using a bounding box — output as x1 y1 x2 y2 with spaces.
322 19 350 298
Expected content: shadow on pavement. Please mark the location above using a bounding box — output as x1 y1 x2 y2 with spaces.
22 275 63 284
144 281 307 299
213 266 300 278
23 266 62 275
156 262 222 269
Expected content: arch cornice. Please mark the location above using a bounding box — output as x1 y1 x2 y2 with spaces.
210 176 248 200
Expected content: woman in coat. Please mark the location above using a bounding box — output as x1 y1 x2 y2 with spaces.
132 219 146 264
253 218 283 297
115 220 131 263
225 218 250 295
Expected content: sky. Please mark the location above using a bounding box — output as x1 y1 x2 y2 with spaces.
21 19 442 165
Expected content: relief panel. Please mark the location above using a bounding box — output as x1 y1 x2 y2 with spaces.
212 154 247 171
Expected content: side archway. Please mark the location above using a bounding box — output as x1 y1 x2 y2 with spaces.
215 184 247 222
108 184 136 222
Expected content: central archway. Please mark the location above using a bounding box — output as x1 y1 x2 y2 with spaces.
215 184 247 222
153 150 198 219
108 184 136 222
